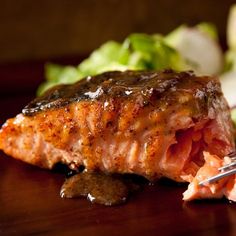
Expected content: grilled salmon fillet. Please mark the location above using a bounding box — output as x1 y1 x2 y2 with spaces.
0 70 235 200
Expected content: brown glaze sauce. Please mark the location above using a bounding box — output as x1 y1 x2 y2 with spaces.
60 172 145 206
22 70 221 116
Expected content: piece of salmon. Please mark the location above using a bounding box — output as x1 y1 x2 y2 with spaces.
0 70 235 200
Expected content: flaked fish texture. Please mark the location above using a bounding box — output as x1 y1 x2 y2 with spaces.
0 70 235 201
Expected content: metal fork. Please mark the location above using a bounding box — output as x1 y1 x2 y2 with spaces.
199 151 236 186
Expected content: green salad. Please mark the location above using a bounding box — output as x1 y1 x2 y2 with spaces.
38 23 219 95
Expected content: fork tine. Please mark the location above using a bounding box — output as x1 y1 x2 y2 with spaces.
218 161 236 171
199 168 236 186
198 151 236 186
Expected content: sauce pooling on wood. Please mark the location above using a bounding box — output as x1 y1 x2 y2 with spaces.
22 70 220 116
60 172 144 206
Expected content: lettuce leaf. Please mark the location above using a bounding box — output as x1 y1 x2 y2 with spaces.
38 34 188 95
38 23 219 95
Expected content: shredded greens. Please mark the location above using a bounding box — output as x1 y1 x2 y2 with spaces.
37 23 218 95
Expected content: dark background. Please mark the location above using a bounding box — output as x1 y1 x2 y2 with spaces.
0 0 235 94
1 0 235 63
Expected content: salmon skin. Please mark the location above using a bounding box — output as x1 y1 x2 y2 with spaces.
0 70 235 200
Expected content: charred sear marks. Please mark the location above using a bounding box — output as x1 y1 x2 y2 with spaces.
22 70 221 116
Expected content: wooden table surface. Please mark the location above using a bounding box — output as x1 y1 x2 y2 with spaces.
1 63 236 236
